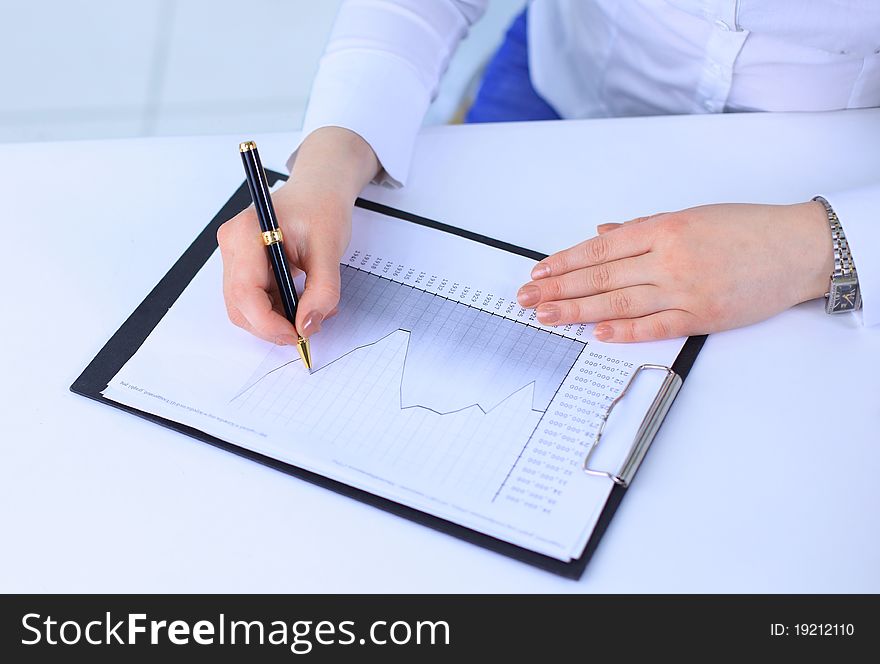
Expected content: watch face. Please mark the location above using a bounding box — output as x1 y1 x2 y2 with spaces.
829 279 860 313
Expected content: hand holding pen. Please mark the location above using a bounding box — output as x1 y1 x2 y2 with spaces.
217 129 381 361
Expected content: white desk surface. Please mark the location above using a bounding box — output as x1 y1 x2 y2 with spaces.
1 110 878 592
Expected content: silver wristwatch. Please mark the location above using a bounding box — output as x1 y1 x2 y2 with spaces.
813 196 861 314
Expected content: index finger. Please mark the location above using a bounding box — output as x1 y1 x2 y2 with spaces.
531 222 655 279
218 213 298 344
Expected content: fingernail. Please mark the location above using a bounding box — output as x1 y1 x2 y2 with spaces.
301 311 324 337
536 304 560 325
274 334 299 346
531 263 550 279
517 285 540 307
596 223 619 234
594 324 613 341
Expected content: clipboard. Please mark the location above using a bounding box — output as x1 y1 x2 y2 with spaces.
71 172 706 579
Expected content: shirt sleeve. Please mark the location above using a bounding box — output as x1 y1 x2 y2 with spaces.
824 183 880 326
288 0 488 187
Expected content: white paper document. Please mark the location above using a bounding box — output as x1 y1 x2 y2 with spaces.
103 205 687 562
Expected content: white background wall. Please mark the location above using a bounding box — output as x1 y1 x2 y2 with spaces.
0 0 524 143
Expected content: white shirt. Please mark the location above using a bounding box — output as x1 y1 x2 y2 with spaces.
295 0 880 325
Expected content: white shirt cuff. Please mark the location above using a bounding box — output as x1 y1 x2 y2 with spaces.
287 50 432 188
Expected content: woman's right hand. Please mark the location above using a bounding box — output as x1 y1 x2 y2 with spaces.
217 127 379 345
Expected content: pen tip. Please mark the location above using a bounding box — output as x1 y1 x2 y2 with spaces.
296 336 312 371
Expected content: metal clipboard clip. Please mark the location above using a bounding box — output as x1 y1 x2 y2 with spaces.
582 364 683 488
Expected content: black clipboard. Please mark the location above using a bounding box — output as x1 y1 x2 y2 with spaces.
71 172 706 579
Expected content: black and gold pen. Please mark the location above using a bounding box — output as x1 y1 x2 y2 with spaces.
239 140 312 370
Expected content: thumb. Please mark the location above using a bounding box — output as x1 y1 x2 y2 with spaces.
294 242 341 337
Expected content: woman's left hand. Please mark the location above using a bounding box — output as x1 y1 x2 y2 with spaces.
517 201 834 342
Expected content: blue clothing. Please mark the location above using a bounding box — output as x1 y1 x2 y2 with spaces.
465 9 561 124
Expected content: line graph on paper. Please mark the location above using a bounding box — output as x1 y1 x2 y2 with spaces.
231 264 586 504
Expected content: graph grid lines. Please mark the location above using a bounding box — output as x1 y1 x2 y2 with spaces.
230 264 586 503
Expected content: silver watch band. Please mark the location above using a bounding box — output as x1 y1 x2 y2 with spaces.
813 195 862 313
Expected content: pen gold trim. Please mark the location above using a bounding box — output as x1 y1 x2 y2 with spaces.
295 334 312 370
296 336 312 371
262 229 284 246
